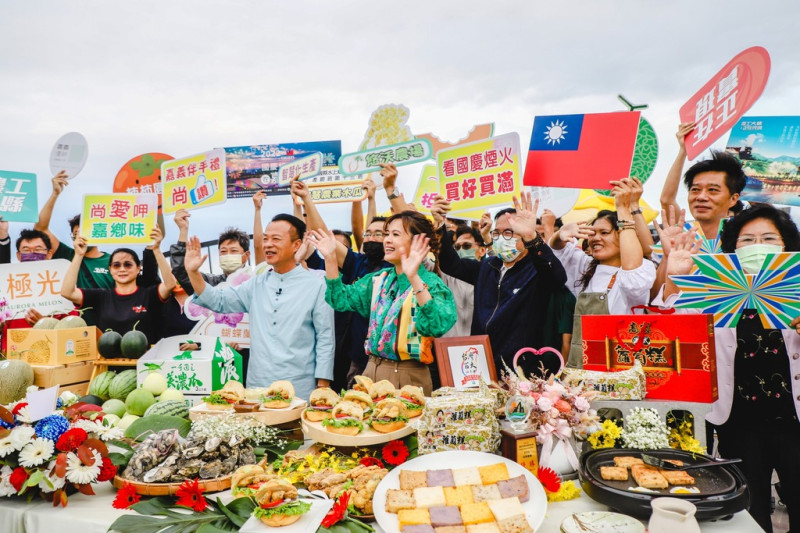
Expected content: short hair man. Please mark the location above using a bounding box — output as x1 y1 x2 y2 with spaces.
682 150 746 239
453 225 486 261
184 213 334 402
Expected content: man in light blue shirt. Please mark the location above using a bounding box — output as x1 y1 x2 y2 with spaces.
183 214 334 401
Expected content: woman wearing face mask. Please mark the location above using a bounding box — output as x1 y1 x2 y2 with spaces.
61 226 176 350
312 211 457 395
658 204 800 533
550 178 656 368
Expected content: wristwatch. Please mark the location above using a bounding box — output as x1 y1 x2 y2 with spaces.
522 233 545 249
387 190 401 200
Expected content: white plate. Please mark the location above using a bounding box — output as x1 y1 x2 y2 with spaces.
189 397 306 425
561 511 645 533
239 498 334 533
372 450 548 533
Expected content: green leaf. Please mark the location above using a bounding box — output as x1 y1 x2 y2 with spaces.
109 451 134 467
214 498 247 528
221 496 256 519
124 416 192 442
108 439 135 452
196 524 237 533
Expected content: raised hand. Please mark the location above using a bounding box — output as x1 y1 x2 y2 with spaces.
291 176 310 200
74 236 88 256
364 178 376 200
610 178 636 213
559 221 594 243
173 209 191 230
0 216 8 240
789 316 800 337
628 177 644 210
508 192 539 241
430 195 451 229
379 163 398 191
184 236 208 273
294 235 315 263
149 225 164 249
653 206 686 257
400 233 430 277
666 230 699 276
252 190 266 209
479 212 492 244
51 171 69 196
308 229 337 259
676 122 696 151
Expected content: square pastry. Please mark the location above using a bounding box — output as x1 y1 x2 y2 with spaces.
452 467 483 486
401 470 429 490
496 475 529 503
430 506 463 528
428 469 456 487
478 463 510 485
414 486 447 508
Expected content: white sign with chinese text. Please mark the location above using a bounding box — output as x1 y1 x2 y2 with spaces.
0 260 74 317
49 132 88 179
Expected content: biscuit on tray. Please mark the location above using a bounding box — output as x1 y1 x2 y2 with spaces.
600 466 629 481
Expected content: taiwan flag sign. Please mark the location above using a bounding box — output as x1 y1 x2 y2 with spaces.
523 111 640 190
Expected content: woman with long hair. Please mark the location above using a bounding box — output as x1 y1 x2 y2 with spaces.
312 210 456 394
549 178 656 368
661 204 800 532
61 226 175 349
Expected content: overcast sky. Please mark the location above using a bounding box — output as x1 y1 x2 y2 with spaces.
2 0 799 261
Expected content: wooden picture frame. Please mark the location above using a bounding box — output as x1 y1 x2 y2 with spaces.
434 335 497 389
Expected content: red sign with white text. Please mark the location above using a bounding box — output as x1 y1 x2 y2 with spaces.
680 46 771 160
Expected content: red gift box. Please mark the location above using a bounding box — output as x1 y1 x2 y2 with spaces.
581 313 718 403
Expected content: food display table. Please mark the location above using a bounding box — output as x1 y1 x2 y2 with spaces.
0 472 764 533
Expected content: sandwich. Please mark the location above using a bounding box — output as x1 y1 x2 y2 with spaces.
368 380 397 403
304 387 340 422
231 465 275 498
252 479 311 527
261 380 295 409
342 389 373 416
201 393 235 411
399 385 425 418
353 375 373 394
203 380 245 409
369 398 409 433
322 400 365 436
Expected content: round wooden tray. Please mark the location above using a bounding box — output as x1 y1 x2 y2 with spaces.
301 417 415 446
188 397 307 425
112 473 232 496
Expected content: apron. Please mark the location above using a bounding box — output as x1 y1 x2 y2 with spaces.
567 272 617 369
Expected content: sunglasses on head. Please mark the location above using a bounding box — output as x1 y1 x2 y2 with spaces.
110 261 136 269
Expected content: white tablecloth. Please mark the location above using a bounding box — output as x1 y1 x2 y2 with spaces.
0 483 763 533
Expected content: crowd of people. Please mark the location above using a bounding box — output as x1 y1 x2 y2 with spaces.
1 124 798 532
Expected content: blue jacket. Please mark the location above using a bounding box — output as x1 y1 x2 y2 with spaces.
437 228 567 370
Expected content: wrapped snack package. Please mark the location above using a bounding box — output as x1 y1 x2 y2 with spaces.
419 382 500 454
560 360 647 400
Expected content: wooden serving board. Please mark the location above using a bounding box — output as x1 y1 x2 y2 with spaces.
112 473 232 496
188 397 307 425
301 417 415 446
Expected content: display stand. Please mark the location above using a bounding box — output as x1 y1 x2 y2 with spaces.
89 357 139 381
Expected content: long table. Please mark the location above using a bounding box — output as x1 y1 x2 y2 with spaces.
0 483 763 532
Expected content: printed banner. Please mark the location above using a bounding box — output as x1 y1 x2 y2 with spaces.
438 132 521 215
162 148 226 214
0 260 74 316
680 46 771 161
726 116 800 206
224 140 341 198
307 180 367 204
523 112 640 190
49 132 88 179
414 164 484 220
338 138 433 176
114 153 173 213
277 152 322 185
0 171 38 222
80 194 158 245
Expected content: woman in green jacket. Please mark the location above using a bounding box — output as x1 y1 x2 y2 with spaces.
312 211 456 394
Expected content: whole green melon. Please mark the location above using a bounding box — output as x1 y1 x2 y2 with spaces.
32 317 59 330
56 315 87 329
88 370 116 400
79 395 105 406
125 388 156 416
0 360 34 404
108 369 138 400
121 330 149 358
98 330 123 358
102 398 127 418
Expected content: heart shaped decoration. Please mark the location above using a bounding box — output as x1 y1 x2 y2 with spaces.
512 347 565 379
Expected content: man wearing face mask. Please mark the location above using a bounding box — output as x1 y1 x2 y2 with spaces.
438 226 485 338
293 176 392 390
433 194 567 375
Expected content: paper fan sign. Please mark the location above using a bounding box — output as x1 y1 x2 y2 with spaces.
49 132 88 179
594 116 658 196
650 219 723 260
671 252 800 329
114 153 174 213
528 186 580 218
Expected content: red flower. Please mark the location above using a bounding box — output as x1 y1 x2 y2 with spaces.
537 466 561 493
55 428 88 452
175 478 208 512
9 467 28 492
359 456 384 468
381 440 410 466
321 491 350 528
112 482 141 509
96 457 118 482
11 402 28 416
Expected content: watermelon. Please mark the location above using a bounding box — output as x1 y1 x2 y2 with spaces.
0 360 34 404
108 369 138 400
88 371 116 400
121 326 149 358
125 388 156 416
98 330 123 358
144 400 189 419
102 398 127 418
79 395 104 406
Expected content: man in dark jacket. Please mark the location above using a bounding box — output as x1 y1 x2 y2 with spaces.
434 193 567 376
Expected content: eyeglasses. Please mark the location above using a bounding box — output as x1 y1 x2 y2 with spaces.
736 234 783 246
454 243 476 250
490 229 517 241
19 247 48 254
110 261 136 269
363 231 385 239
